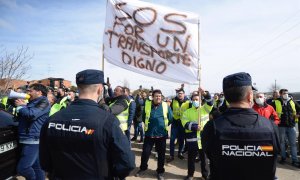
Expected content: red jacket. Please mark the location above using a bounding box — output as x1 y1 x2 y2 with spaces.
253 103 280 125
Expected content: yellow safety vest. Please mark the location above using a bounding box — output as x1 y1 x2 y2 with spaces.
225 100 230 107
213 99 218 108
144 100 168 132
109 99 130 132
49 96 68 116
181 103 212 149
274 99 297 122
1 96 8 110
172 99 190 120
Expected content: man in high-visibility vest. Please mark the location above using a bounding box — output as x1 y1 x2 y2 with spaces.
1 88 13 109
266 90 280 105
0 96 8 110
271 89 300 168
49 94 68 116
50 88 68 115
55 88 67 104
48 93 60 116
167 88 189 162
181 89 213 180
135 89 173 180
106 86 130 134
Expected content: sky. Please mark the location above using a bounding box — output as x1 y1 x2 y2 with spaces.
1 0 300 96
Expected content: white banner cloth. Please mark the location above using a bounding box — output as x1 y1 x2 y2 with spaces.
103 0 199 84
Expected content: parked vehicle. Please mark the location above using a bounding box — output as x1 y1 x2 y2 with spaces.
0 109 19 180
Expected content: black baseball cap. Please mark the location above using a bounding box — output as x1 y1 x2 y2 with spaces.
223 72 257 91
76 69 106 85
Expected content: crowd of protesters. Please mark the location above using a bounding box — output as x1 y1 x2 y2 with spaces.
0 71 300 180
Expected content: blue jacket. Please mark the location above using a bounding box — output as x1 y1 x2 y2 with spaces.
127 95 136 130
17 96 50 144
142 102 173 137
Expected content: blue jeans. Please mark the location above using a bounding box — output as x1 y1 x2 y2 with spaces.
17 143 45 180
279 127 299 163
124 130 132 148
133 122 144 141
169 120 185 157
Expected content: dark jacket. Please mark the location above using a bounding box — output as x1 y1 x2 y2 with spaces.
134 95 145 123
40 99 135 180
17 96 50 143
107 87 113 98
271 98 296 127
127 95 136 129
106 95 129 116
202 108 280 180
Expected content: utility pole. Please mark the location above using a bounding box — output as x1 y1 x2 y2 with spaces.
48 64 53 77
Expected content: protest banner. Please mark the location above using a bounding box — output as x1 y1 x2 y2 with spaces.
103 0 199 84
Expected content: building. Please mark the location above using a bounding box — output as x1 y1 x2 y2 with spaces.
0 78 72 92
35 78 71 89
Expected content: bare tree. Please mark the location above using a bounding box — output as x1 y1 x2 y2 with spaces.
0 46 33 94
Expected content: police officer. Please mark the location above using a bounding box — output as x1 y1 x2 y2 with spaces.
40 69 135 179
202 72 280 180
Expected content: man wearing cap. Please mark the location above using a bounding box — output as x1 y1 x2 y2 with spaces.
40 69 135 179
202 72 280 180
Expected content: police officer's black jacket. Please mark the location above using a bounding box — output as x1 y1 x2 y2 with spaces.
40 99 135 180
202 108 280 180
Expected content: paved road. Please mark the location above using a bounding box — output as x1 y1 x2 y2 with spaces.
128 139 300 180
16 133 300 180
